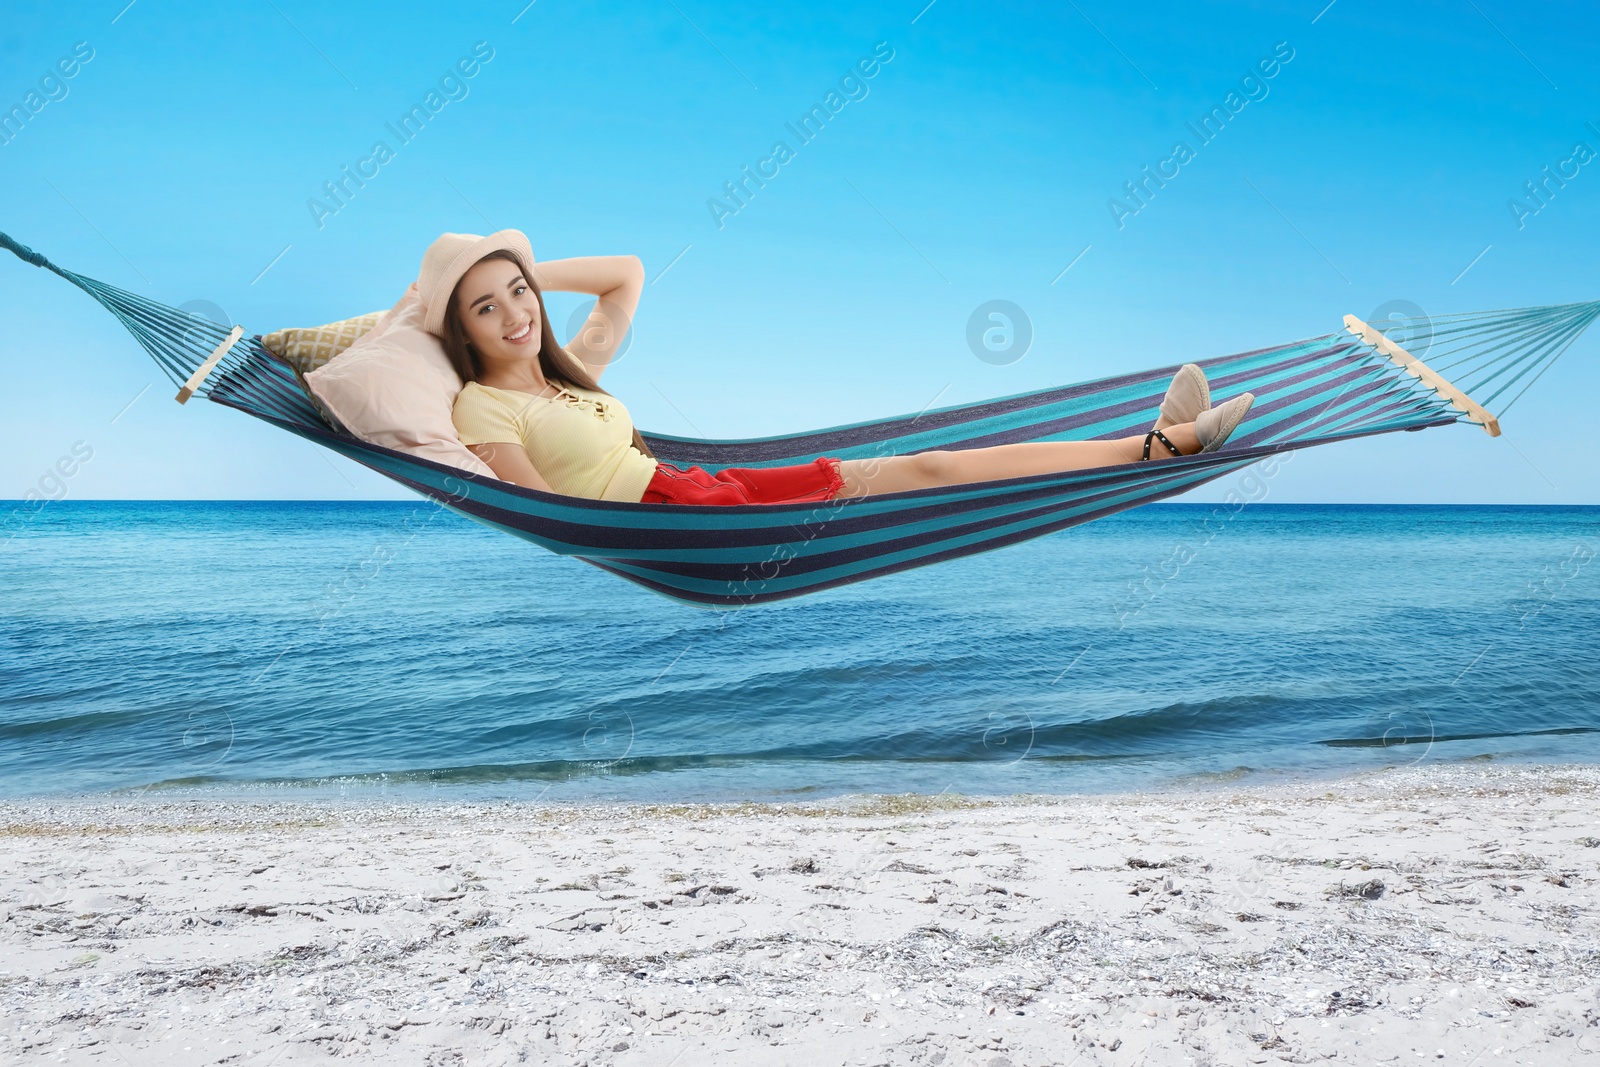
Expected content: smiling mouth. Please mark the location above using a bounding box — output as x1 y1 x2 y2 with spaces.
505 322 533 342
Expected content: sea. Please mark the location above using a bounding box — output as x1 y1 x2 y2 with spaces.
1 500 1597 804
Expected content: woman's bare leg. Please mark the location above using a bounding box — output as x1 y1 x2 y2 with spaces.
835 424 1201 498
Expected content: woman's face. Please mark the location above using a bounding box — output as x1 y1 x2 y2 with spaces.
455 256 543 366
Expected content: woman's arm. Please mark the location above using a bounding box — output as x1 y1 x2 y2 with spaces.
532 255 641 297
533 255 644 384
466 441 555 494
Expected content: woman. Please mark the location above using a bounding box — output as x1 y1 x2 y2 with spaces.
423 230 1253 505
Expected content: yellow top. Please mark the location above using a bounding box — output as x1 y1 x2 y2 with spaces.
451 355 658 502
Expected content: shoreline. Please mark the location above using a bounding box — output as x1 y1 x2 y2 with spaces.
4 762 1599 1064
11 743 1597 810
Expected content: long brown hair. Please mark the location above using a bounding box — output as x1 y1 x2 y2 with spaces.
441 249 654 459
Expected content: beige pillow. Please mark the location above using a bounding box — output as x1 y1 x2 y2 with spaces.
302 283 496 479
262 312 385 375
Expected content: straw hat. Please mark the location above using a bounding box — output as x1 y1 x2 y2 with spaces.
416 229 537 337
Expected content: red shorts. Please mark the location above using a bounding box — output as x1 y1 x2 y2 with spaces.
640 456 846 506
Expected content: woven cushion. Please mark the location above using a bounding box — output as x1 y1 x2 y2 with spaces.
262 312 385 375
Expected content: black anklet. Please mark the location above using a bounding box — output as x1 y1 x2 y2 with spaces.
1141 429 1183 461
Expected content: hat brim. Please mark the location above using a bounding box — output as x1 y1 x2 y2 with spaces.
420 229 537 337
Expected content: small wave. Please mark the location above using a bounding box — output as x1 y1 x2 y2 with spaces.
1318 726 1598 748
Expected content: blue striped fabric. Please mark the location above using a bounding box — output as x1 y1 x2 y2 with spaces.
190 332 1460 605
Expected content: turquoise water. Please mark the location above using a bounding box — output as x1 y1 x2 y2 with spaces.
1 501 1596 801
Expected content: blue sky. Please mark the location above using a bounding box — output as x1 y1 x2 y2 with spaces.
1 0 1597 502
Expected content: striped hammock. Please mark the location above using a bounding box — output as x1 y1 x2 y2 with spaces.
5 231 1596 606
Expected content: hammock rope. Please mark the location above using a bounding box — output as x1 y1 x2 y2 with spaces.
5 230 1595 606
1372 301 1600 411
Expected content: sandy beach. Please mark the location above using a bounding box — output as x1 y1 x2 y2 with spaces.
3 763 1599 1066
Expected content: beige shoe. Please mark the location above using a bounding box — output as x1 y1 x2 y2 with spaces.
1194 393 1254 453
1153 363 1211 430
